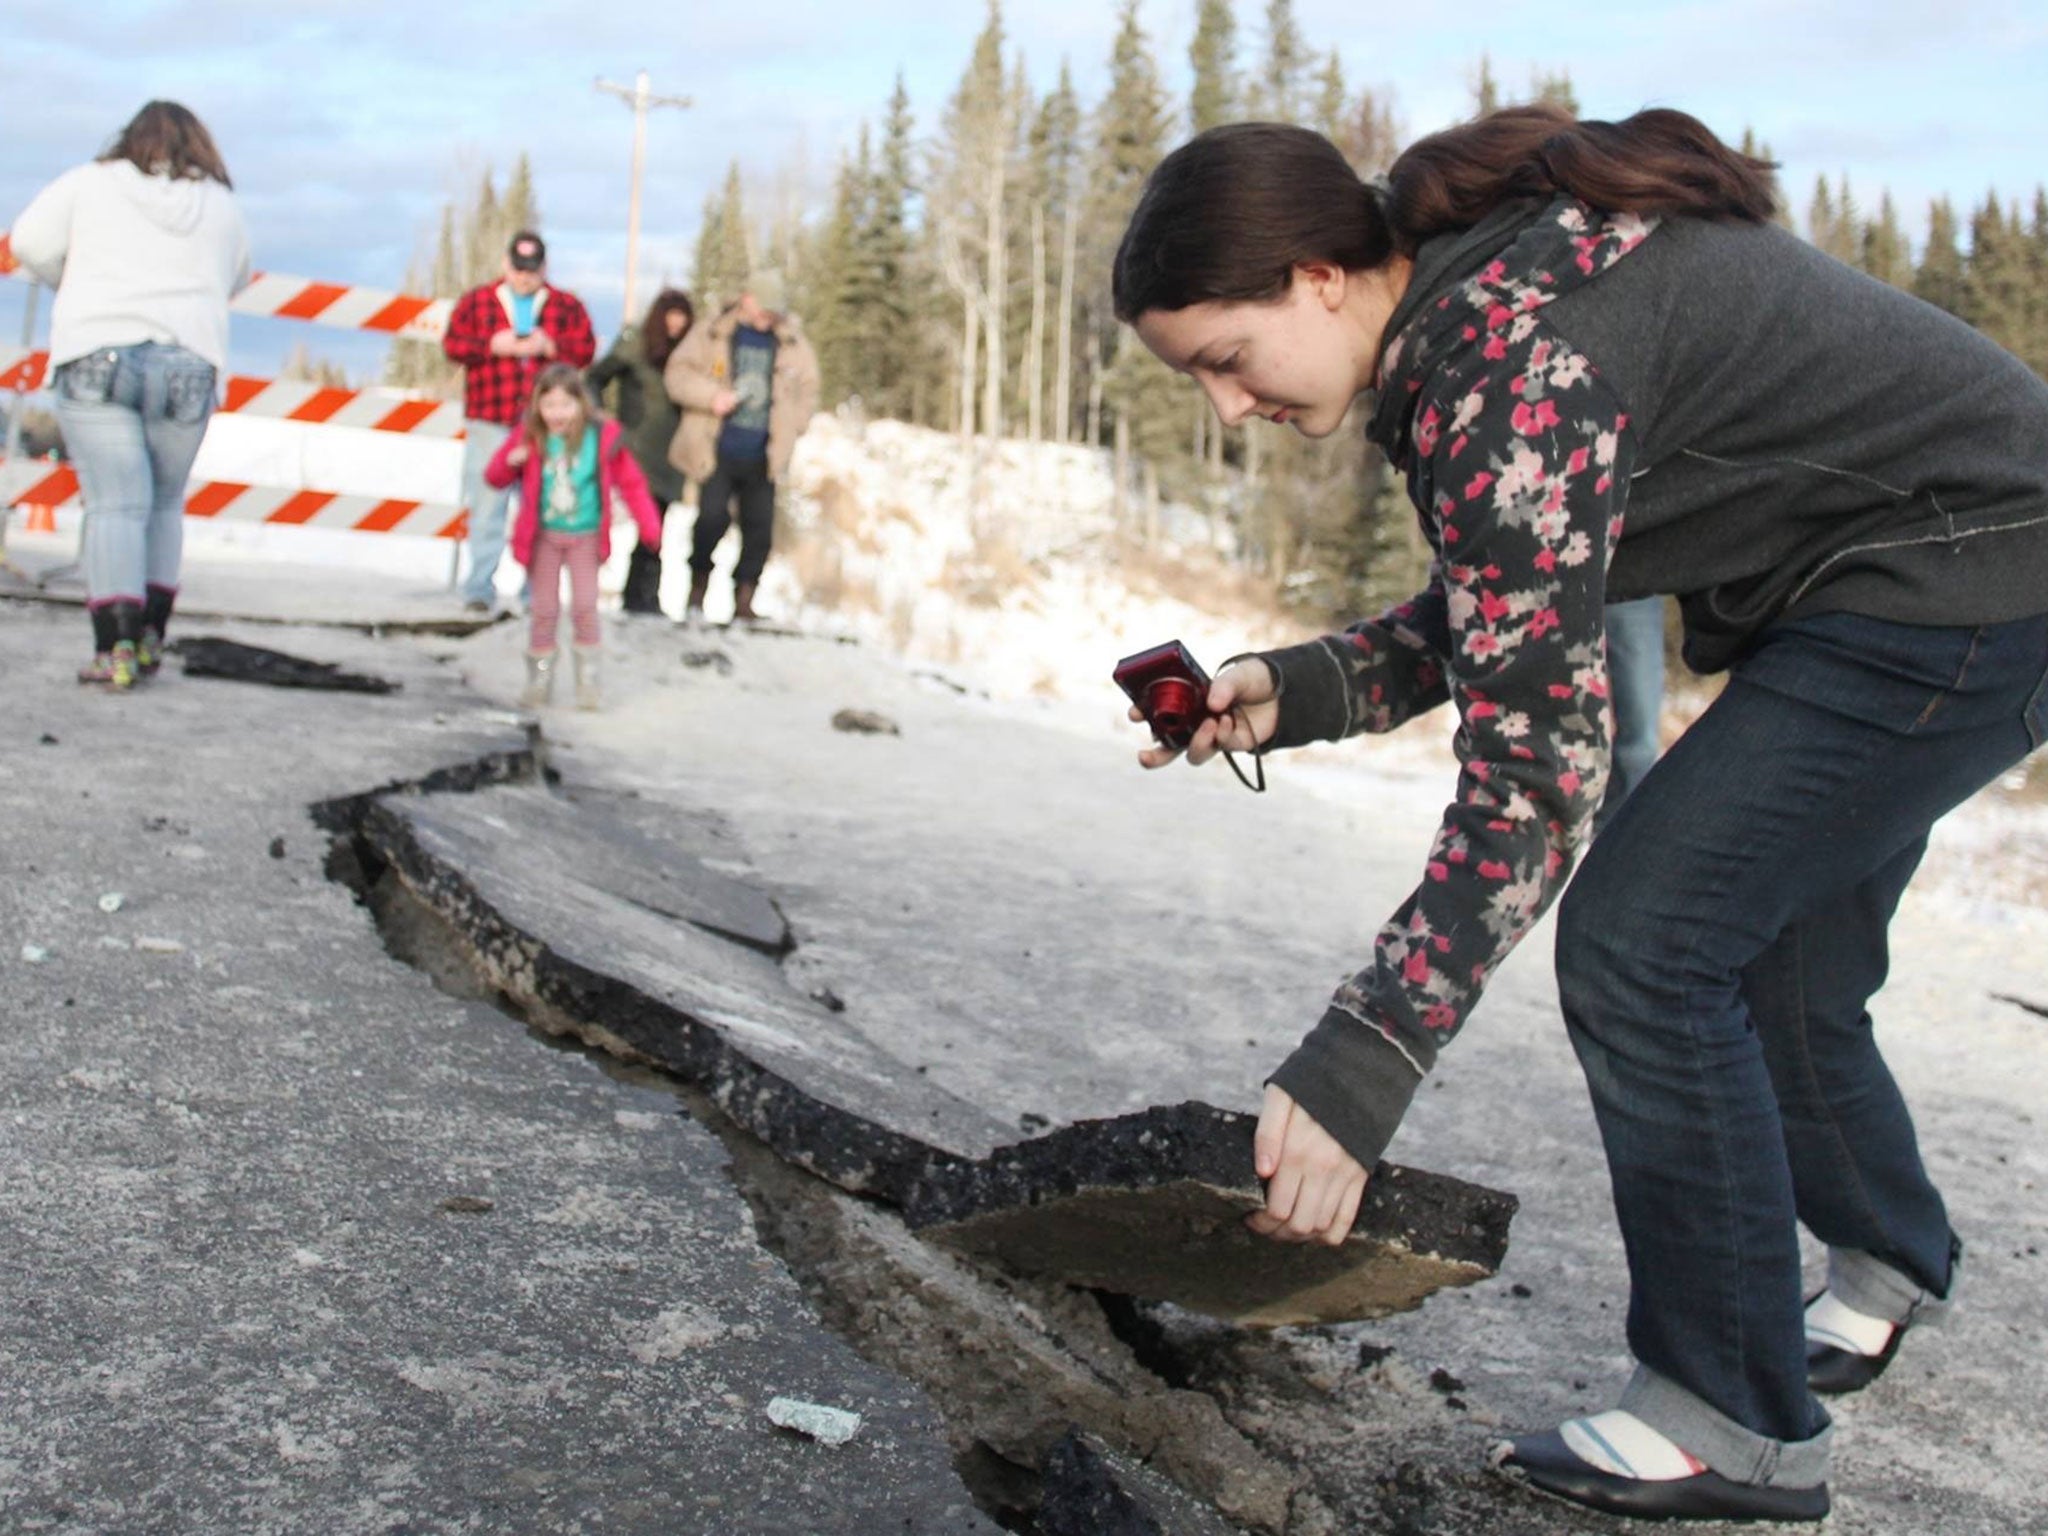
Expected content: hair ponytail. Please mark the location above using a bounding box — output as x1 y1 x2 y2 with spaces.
1113 107 1777 321
1386 104 1777 246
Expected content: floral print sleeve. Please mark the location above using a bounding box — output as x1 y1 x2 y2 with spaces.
1261 201 1654 1170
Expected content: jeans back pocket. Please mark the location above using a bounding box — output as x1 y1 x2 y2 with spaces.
163 360 219 425
55 351 118 404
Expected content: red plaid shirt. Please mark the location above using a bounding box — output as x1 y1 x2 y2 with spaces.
441 282 597 426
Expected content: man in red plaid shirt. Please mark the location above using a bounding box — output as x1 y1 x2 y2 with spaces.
443 230 595 609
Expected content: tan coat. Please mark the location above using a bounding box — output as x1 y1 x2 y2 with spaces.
664 305 820 485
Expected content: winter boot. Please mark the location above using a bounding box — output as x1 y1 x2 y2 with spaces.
622 546 665 617
520 649 558 708
78 642 141 690
140 584 177 676
572 645 602 711
684 572 710 625
80 601 144 690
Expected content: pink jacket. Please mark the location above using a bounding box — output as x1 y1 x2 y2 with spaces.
483 418 662 568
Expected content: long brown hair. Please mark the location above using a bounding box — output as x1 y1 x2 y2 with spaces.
640 288 695 370
99 101 232 188
523 364 598 457
1113 106 1777 320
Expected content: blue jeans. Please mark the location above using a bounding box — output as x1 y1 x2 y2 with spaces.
1600 596 1668 823
1556 609 2048 1484
458 418 513 605
51 342 217 607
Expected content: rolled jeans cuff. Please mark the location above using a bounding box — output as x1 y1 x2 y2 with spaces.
1620 1365 1832 1490
1829 1239 1960 1329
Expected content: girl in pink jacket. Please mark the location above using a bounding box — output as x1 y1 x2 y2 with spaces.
485 364 661 709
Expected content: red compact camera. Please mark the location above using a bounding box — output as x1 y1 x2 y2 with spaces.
1113 639 1215 751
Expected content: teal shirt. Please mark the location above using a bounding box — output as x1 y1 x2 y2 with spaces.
539 429 602 533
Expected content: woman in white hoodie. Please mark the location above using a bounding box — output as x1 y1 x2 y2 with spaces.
10 101 250 688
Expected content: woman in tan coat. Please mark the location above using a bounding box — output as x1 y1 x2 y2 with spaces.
664 271 819 624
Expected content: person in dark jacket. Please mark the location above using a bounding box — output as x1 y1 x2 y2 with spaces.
587 288 693 616
1114 109 2048 1525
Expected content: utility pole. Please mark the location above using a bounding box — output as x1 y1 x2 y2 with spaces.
593 70 691 327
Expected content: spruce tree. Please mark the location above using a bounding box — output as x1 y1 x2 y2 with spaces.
1915 197 1968 318
1808 175 1860 265
692 163 753 313
1084 0 1170 417
1830 175 1862 265
501 155 540 248
1314 51 1347 142
1188 0 1239 134
1085 0 1176 525
807 132 873 406
1860 192 1910 289
1249 0 1309 124
2025 188 2048 377
1964 193 2029 357
463 168 502 288
868 75 934 423
1472 54 1501 115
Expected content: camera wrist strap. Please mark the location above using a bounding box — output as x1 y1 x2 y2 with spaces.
1222 706 1266 793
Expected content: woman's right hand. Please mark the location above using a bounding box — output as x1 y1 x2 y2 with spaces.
506 441 531 467
1131 656 1279 769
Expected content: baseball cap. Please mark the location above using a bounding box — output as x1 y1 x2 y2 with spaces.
507 230 547 271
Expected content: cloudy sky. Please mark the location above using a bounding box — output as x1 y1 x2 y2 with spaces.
3 0 2043 380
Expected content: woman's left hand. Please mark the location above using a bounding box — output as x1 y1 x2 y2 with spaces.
1246 1084 1370 1246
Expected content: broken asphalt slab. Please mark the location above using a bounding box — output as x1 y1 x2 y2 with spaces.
353 778 1516 1323
0 603 998 1533
172 634 404 693
353 780 1015 1197
908 1102 1516 1327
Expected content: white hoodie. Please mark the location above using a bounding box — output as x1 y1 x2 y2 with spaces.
10 159 251 376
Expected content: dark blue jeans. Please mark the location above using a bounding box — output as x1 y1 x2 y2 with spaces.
1555 609 2048 1473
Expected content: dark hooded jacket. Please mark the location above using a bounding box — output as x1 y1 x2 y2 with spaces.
586 327 686 506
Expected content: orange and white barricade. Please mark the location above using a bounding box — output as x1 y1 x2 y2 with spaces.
8 464 464 539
